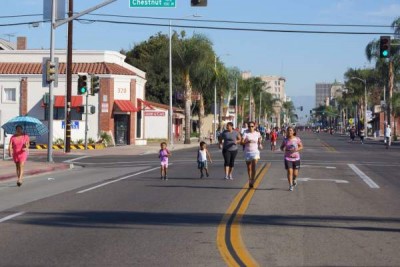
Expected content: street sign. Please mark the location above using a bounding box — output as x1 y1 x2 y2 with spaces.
129 0 175 7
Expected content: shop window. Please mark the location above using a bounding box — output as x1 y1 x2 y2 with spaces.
44 107 82 120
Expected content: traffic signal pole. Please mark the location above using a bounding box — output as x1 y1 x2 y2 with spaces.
65 0 73 153
85 91 89 150
47 0 56 163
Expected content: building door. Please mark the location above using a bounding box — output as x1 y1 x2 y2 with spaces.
114 114 129 145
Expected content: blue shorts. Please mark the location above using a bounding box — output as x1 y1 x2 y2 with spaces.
198 160 208 169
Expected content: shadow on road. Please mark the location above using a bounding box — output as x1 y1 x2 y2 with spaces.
12 211 400 233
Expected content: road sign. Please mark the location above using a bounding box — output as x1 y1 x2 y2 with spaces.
129 0 175 7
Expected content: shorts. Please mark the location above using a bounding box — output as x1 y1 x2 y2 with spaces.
285 159 300 170
198 160 208 169
161 160 168 167
245 151 260 162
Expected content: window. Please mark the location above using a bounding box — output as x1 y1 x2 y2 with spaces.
44 107 82 121
3 88 16 102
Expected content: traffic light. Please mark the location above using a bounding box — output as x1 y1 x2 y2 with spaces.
380 36 391 58
90 75 100 96
191 0 207 6
77 74 88 95
300 106 303 111
46 61 56 82
90 106 96 114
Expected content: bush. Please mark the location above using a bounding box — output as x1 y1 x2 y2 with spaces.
53 138 64 145
88 138 96 144
191 132 199 138
98 131 112 146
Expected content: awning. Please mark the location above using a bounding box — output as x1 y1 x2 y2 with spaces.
54 96 83 108
42 95 82 108
138 98 155 110
114 100 139 112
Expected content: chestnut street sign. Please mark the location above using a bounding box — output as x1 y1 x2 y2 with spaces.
129 0 175 7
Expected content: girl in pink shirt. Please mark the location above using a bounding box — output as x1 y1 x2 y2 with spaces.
159 142 171 180
280 126 303 191
8 125 30 187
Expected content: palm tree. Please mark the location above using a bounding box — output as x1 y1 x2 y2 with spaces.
365 17 400 129
215 60 229 131
392 92 400 139
190 49 215 141
173 32 214 144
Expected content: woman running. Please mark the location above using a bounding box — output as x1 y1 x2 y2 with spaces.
280 126 303 191
241 121 263 188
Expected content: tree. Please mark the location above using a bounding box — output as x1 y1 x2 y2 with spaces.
124 33 171 104
365 18 400 128
173 32 214 144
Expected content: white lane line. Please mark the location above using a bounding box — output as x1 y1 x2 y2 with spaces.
63 155 89 163
0 212 25 223
77 166 161 194
348 164 380 189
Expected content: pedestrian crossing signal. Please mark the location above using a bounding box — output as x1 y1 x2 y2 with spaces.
77 74 88 95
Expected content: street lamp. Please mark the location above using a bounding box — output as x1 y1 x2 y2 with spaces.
350 77 367 135
169 15 201 147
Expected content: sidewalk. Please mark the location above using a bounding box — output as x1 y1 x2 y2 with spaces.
0 139 201 182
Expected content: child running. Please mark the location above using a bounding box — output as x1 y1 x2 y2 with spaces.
159 142 171 180
197 141 212 178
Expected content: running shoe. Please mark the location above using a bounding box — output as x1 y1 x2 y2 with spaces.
224 176 229 180
164 176 168 181
289 185 293 191
293 179 297 187
229 175 233 180
249 182 254 188
200 174 204 179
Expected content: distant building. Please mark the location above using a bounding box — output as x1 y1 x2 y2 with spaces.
315 82 344 107
315 83 332 107
259 75 286 103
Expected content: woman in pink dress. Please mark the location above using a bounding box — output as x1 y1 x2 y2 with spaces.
8 125 30 187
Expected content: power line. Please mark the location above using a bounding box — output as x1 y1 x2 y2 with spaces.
88 13 395 29
0 13 395 29
75 18 395 35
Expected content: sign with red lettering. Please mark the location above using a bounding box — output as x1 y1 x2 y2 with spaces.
144 111 165 116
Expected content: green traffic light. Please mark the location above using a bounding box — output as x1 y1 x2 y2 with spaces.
79 87 87 94
382 50 388 57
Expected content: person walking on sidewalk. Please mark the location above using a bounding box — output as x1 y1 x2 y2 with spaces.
359 127 365 144
8 125 30 187
159 142 171 180
280 126 303 191
219 122 241 180
385 124 392 149
349 126 356 142
197 141 212 179
241 121 263 188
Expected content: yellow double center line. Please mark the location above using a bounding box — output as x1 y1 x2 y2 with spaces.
217 163 271 267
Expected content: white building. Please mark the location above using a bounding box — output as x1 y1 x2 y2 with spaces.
143 100 184 140
0 46 149 146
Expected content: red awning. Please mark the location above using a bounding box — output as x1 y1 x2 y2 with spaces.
137 98 155 110
114 100 139 112
43 95 82 108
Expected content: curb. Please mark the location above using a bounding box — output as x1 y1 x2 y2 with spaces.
0 163 73 182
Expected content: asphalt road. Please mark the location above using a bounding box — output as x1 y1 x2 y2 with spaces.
0 132 399 266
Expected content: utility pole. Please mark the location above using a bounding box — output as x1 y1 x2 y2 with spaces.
65 0 73 153
47 0 56 162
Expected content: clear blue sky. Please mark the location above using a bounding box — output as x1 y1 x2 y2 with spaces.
1 0 399 99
